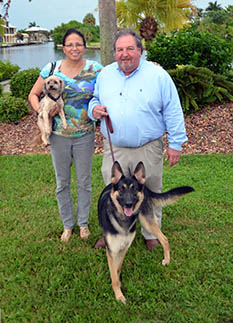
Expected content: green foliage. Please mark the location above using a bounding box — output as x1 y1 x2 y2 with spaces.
83 13 96 26
0 84 3 96
116 0 193 35
53 20 84 46
0 154 232 322
10 67 40 100
0 17 4 39
147 25 233 75
0 93 29 122
52 20 100 47
82 23 100 43
197 5 233 41
168 65 233 114
0 60 20 82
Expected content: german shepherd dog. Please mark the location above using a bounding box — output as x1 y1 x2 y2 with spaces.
98 161 194 304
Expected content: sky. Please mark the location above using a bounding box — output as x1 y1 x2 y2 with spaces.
7 0 99 30
4 0 233 31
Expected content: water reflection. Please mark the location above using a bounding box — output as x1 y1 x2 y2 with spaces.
0 42 101 70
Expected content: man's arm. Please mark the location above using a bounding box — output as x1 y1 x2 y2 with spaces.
161 72 188 167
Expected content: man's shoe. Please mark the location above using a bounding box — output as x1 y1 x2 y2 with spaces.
94 235 106 249
145 239 160 250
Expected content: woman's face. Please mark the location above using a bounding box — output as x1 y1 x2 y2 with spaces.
62 33 86 61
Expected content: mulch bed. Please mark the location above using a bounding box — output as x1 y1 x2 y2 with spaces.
0 102 232 156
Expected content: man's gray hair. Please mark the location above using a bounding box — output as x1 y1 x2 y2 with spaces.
113 29 143 54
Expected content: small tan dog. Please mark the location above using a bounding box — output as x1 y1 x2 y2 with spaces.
36 75 67 146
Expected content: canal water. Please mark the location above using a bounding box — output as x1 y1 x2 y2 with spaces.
0 41 101 70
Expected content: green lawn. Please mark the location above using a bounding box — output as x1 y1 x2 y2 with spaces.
0 153 232 322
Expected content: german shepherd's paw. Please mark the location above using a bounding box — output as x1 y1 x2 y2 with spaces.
162 258 170 266
116 294 126 304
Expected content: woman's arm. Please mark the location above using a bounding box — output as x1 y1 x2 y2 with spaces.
28 76 44 114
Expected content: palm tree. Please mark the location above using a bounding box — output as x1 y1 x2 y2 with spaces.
83 13 96 26
28 21 37 28
98 0 117 66
206 1 222 11
116 0 197 41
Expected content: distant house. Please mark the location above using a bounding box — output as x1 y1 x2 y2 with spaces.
0 18 17 43
25 27 49 43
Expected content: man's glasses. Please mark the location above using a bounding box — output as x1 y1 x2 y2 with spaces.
64 43 84 48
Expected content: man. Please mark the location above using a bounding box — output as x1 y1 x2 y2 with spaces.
88 29 188 250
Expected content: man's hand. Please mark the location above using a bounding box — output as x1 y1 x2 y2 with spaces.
165 147 181 168
92 105 108 120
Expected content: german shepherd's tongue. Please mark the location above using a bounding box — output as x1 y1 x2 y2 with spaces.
124 207 133 217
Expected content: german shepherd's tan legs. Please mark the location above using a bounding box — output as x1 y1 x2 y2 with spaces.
139 214 170 265
106 248 128 304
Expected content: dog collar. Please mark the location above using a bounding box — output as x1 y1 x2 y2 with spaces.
47 93 61 102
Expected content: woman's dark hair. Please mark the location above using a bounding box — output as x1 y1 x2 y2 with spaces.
62 28 86 47
113 29 143 54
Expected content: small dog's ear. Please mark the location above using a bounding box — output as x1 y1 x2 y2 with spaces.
134 162 146 184
111 161 123 184
59 79 65 94
43 80 48 95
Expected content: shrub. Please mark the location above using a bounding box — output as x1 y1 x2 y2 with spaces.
0 93 30 122
147 25 233 75
52 20 100 47
0 84 3 97
168 65 233 114
10 67 40 100
0 60 20 81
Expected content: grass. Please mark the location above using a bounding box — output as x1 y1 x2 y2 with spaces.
0 153 232 322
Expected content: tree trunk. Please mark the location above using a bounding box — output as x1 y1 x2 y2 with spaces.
98 0 117 66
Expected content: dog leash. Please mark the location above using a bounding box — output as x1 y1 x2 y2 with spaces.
104 115 115 163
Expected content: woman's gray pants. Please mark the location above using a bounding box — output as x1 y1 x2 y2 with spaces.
50 132 94 229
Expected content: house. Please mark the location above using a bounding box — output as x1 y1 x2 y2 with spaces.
25 26 49 43
0 18 17 43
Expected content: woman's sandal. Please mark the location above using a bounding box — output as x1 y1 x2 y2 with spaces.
60 228 72 242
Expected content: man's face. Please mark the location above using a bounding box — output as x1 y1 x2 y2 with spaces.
115 35 142 75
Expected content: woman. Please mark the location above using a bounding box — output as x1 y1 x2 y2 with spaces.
29 29 102 242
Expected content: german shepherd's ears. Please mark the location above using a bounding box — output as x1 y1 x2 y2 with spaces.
111 161 146 185
111 161 123 184
133 162 146 184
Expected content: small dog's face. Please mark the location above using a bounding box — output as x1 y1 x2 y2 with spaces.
43 76 64 95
